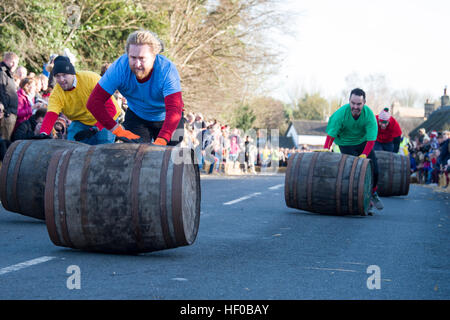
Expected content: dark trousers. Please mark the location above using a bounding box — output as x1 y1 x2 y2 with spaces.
374 136 402 153
374 141 394 152
124 109 185 146
339 142 379 190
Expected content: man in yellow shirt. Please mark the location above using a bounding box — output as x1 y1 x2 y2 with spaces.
39 56 121 144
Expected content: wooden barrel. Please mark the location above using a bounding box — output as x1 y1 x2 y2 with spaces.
44 143 201 253
0 139 82 220
285 151 373 216
375 151 410 197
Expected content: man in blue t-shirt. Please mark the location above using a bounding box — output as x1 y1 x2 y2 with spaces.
86 30 184 145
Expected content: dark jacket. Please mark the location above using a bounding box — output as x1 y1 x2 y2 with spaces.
0 62 19 115
439 139 450 166
11 114 39 141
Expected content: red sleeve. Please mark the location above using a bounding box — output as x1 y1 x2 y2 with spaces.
324 135 335 149
390 117 402 138
157 91 184 142
86 83 117 130
40 111 59 135
362 140 375 156
93 97 118 131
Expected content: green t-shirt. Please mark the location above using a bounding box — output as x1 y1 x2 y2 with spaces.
326 104 378 146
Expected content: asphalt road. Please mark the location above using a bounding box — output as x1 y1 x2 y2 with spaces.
0 173 449 300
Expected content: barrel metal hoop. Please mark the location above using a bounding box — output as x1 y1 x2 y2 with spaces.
307 152 320 211
172 148 187 246
284 154 294 207
292 153 303 208
358 159 370 215
335 154 348 215
44 149 65 246
0 140 22 210
160 148 175 249
80 146 96 248
399 154 405 195
58 148 75 248
405 155 411 195
11 140 33 213
348 157 359 215
130 144 149 251
388 152 394 196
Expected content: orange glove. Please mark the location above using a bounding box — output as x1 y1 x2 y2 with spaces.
153 137 167 146
112 125 142 143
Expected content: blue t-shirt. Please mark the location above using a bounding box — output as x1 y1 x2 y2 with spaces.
98 54 181 121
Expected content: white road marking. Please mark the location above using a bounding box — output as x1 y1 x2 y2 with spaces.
268 184 284 190
171 277 188 281
0 256 56 276
304 267 358 273
223 192 262 205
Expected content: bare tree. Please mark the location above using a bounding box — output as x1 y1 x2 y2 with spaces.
148 0 295 119
343 72 393 113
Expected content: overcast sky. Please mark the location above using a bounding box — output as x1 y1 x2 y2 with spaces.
270 0 450 105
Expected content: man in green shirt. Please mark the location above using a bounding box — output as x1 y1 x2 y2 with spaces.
324 88 383 215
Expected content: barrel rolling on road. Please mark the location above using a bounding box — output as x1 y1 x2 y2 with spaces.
0 139 82 220
375 151 410 197
285 151 373 216
44 143 201 254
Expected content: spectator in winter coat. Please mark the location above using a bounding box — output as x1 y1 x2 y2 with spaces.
0 102 12 162
0 52 20 140
437 133 449 168
14 77 37 132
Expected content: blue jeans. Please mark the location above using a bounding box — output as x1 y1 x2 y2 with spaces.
214 151 223 171
67 121 116 145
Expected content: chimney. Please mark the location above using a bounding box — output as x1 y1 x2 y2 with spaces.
441 86 449 107
424 99 436 118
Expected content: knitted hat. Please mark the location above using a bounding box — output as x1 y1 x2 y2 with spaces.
52 56 75 75
379 107 391 121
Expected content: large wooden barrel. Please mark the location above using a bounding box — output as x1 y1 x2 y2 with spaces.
375 151 410 197
0 139 82 220
285 151 373 216
44 143 201 253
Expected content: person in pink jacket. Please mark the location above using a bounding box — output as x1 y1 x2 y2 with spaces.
15 77 37 131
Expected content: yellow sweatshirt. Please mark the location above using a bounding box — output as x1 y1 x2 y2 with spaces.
48 70 120 126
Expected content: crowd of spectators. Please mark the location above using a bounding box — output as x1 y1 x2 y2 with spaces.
180 112 312 174
408 128 450 188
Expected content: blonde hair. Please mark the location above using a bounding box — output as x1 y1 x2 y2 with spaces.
125 30 163 55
